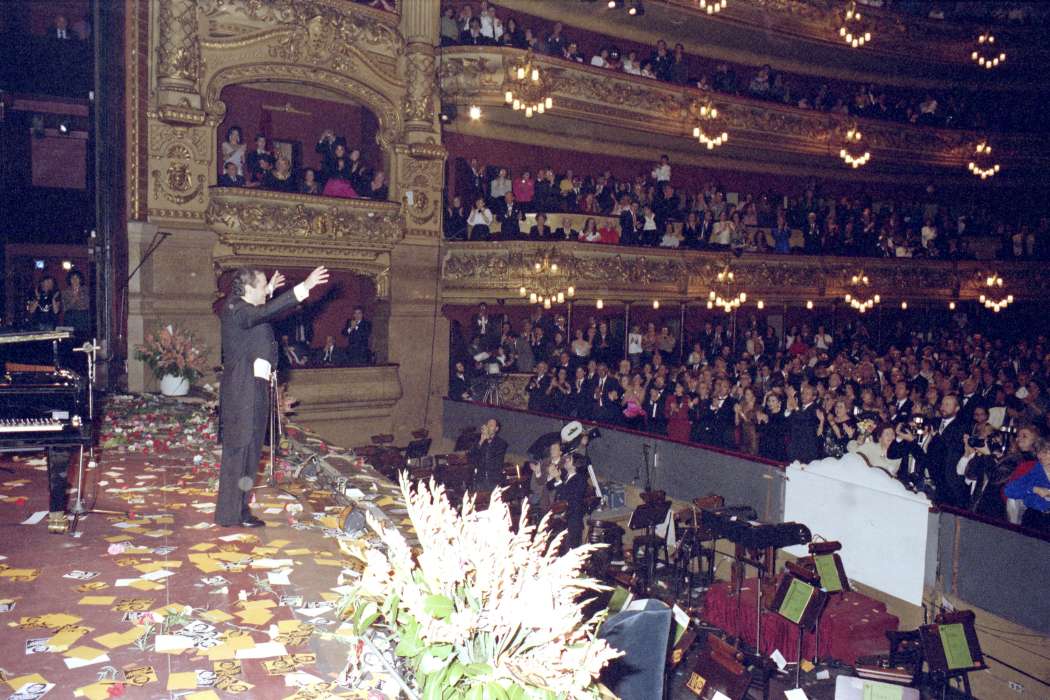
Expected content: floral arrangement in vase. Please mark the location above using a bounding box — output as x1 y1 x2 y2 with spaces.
134 324 209 387
339 475 621 699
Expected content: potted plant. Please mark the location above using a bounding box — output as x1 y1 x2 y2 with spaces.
338 476 622 699
135 324 209 396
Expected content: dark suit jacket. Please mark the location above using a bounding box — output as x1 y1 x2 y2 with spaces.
498 204 523 238
344 319 372 364
619 210 640 245
555 470 589 525
925 417 967 505
219 174 245 187
700 396 736 448
220 290 301 448
468 435 508 489
528 225 553 240
890 399 914 425
786 402 822 463
449 373 471 400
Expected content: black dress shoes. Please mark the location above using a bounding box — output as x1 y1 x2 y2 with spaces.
240 515 266 528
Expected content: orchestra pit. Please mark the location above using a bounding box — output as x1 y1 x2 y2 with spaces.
2 0 1050 698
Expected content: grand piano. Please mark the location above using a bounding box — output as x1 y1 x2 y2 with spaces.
0 330 94 533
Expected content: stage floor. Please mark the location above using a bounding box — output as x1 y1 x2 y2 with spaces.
0 395 369 699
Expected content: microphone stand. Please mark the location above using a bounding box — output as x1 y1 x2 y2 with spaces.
69 338 126 533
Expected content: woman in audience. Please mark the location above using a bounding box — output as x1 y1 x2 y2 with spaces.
322 143 358 198
61 270 90 339
265 154 297 192
659 221 683 248
848 423 903 476
580 217 601 243
622 50 640 76
513 170 534 211
1004 439 1050 533
824 398 857 458
221 126 245 176
444 195 468 240
500 17 526 49
757 392 789 461
467 196 493 240
664 382 692 443
570 329 591 362
300 168 320 195
734 386 761 455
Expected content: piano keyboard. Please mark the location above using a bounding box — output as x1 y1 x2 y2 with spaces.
0 419 65 433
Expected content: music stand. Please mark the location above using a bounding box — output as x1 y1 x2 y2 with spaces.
919 611 985 699
771 571 829 688
628 499 671 595
683 633 751 700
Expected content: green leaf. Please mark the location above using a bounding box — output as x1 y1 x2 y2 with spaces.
467 685 484 700
424 594 455 620
394 632 423 658
388 594 400 625
463 663 493 679
506 686 526 700
354 601 379 634
447 660 466 688
419 651 449 675
430 643 454 660
486 681 509 700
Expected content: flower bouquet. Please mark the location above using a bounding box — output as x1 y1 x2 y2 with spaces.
135 325 209 389
339 475 622 699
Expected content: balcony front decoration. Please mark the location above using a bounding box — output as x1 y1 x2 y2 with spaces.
839 124 871 169
979 273 1013 313
504 51 554 119
842 271 880 314
838 1 872 48
520 250 575 309
691 99 729 150
971 32 1006 69
706 265 747 313
968 140 1000 179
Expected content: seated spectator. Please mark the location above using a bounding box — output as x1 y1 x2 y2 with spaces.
529 213 553 240
500 17 526 49
365 170 388 200
590 47 610 69
544 22 566 57
713 63 738 93
219 162 244 187
580 217 601 243
460 17 491 46
564 41 585 64
749 64 772 97
52 14 72 40
280 335 309 369
640 61 657 79
622 50 641 75
659 221 683 248
300 168 320 195
245 154 273 188
265 155 297 192
467 197 494 239
316 335 345 366
450 360 473 401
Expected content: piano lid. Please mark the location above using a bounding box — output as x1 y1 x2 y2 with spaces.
0 329 73 345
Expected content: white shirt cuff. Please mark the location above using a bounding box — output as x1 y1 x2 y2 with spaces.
253 358 272 380
293 282 308 302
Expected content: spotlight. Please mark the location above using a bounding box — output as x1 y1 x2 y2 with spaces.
34 260 45 270
627 0 644 15
468 105 482 121
806 300 813 310
58 118 71 135
61 261 72 271
596 299 604 310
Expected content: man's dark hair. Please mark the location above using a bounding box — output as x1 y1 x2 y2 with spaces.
231 268 261 298
66 270 84 286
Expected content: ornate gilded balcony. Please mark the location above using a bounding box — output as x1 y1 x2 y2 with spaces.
440 240 1048 305
439 46 1050 183
206 187 404 295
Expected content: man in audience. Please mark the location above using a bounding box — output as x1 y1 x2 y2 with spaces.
316 335 343 366
280 334 309 369
245 134 272 182
468 418 508 492
529 213 553 240
544 22 567 58
786 384 823 463
497 192 523 239
52 15 72 40
460 17 491 45
344 306 372 365
219 162 245 187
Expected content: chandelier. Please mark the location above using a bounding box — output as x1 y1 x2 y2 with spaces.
967 141 1000 179
519 251 575 309
504 52 554 119
838 1 872 48
706 266 746 313
978 273 1013 313
839 124 871 168
971 32 1006 69
697 0 728 14
691 100 728 150
842 271 880 313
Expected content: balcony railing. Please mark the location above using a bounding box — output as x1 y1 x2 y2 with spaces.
440 239 1046 305
206 187 404 271
439 46 1050 177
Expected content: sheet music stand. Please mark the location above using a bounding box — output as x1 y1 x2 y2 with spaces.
771 571 829 688
919 611 985 699
683 633 752 700
628 499 671 596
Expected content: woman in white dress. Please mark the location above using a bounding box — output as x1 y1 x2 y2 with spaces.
221 126 245 176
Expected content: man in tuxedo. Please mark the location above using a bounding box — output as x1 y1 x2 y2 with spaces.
591 363 621 419
468 418 508 491
470 302 498 349
957 376 983 425
449 360 472 401
526 362 552 412
890 380 913 424
619 201 641 246
279 335 309 369
513 321 534 373
343 306 372 365
316 335 344 366
699 378 736 448
217 266 329 527
52 15 72 39
921 394 967 507
497 193 523 239
245 134 271 181
785 384 823 463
